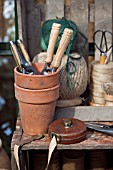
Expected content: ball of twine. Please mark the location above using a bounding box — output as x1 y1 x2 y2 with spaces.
33 52 88 99
59 53 88 99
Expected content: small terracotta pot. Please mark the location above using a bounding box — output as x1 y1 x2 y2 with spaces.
104 94 113 102
15 84 59 135
14 62 59 90
89 101 104 106
105 101 113 106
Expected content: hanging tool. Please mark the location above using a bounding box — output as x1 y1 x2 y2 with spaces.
93 30 113 64
42 27 73 74
41 23 61 75
86 122 113 136
10 41 37 75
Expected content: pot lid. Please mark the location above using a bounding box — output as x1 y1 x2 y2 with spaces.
48 118 87 144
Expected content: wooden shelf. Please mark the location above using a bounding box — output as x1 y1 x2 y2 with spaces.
11 117 113 151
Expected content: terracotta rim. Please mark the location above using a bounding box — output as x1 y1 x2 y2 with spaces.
14 83 60 92
14 65 59 78
104 94 113 101
15 83 60 103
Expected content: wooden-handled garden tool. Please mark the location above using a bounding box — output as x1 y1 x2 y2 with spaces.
51 28 73 73
17 39 31 65
42 27 73 74
10 41 37 75
93 30 113 64
41 23 61 75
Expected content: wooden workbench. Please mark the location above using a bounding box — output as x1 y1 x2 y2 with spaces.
11 117 113 170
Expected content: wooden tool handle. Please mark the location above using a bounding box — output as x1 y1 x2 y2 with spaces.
10 41 21 70
52 28 73 68
100 55 106 64
17 39 31 65
45 23 61 64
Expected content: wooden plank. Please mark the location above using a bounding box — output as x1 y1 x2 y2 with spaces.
54 106 113 121
22 132 113 150
17 0 27 48
88 0 95 43
70 0 89 60
95 0 112 61
46 0 64 20
11 119 113 150
25 0 42 60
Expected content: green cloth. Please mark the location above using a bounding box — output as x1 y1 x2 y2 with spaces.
40 18 87 57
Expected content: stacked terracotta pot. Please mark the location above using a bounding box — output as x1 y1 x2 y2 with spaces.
14 63 60 135
89 61 113 106
85 150 111 170
29 150 60 170
103 82 113 106
62 150 85 170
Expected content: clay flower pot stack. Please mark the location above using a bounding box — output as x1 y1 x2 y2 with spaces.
85 150 107 170
29 150 61 170
62 150 85 170
14 62 60 135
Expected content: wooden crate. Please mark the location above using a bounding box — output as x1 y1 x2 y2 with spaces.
16 0 113 121
11 118 113 170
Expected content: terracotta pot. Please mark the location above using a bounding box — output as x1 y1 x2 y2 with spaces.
105 101 113 106
15 84 59 135
89 101 104 106
15 83 59 104
104 94 113 102
14 62 59 90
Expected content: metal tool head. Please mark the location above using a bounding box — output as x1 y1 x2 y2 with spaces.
86 122 113 136
21 60 37 75
93 30 113 55
10 41 37 75
41 63 51 75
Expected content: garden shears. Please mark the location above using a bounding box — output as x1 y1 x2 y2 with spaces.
86 122 113 136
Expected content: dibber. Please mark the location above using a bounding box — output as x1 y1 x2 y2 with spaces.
51 28 73 72
41 23 61 75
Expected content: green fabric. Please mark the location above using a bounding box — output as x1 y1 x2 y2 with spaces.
40 18 87 56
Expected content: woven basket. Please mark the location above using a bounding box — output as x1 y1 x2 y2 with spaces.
33 52 88 100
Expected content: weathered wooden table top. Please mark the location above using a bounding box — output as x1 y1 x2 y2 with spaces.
11 117 113 151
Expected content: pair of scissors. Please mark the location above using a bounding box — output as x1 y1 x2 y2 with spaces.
93 30 113 64
86 122 113 136
10 40 37 75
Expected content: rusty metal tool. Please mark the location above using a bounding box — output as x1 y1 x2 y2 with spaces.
10 41 37 75
86 122 113 136
41 23 61 75
93 30 113 64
